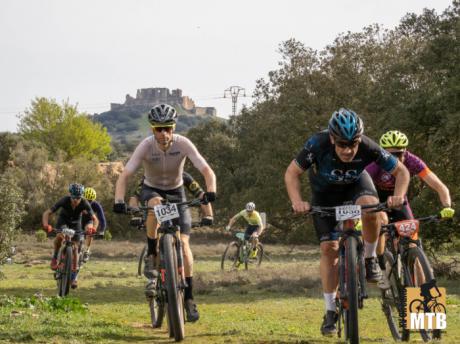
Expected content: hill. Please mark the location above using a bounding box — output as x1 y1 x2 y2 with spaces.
92 87 219 146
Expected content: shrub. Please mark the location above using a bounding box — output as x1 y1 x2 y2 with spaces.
35 230 47 243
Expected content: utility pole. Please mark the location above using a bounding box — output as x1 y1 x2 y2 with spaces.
224 86 246 116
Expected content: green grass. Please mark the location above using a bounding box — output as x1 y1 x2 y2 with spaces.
0 237 459 343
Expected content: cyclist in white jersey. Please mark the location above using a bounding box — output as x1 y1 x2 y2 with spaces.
113 104 217 322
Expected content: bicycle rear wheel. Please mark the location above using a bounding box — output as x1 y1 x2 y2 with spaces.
406 246 441 342
344 237 359 344
221 241 240 271
138 245 147 277
57 245 72 297
148 290 165 328
163 234 185 341
380 249 409 341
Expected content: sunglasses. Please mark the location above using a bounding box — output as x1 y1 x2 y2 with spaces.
390 151 405 158
71 196 81 200
153 126 174 133
335 140 360 149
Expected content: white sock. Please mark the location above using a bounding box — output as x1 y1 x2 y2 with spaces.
364 240 377 258
323 292 336 312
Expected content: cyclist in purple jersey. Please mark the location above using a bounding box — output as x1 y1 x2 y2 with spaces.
365 131 454 281
285 109 410 336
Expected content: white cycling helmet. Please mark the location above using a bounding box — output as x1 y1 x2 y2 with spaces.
148 104 177 125
245 202 256 212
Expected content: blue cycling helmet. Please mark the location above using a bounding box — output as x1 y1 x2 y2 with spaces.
68 183 85 198
328 108 364 141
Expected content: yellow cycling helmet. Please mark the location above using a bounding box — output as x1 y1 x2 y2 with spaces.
379 130 409 149
84 187 97 201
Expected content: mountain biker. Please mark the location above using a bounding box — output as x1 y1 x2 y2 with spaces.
113 103 217 322
365 130 454 285
225 202 265 257
81 187 107 262
284 108 410 336
42 183 98 289
129 172 214 226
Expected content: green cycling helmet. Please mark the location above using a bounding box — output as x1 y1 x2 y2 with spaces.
379 130 409 149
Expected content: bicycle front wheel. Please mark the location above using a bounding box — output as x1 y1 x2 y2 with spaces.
406 246 441 341
245 243 264 270
58 245 72 297
380 249 408 341
344 237 359 344
163 234 185 341
221 241 240 271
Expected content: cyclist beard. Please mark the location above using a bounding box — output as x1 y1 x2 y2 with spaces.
155 136 172 149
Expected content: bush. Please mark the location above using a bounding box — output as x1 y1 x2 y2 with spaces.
35 230 47 243
103 230 112 241
0 175 25 262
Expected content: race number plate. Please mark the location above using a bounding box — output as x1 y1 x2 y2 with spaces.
395 219 419 238
153 204 180 223
335 205 362 221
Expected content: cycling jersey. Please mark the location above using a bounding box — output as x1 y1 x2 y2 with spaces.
234 210 263 227
50 196 94 234
124 134 208 190
295 131 398 192
365 150 430 192
82 201 106 233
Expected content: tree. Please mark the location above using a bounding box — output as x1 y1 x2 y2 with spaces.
0 174 25 263
18 97 112 161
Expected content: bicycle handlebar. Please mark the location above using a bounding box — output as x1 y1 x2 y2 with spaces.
380 215 440 231
308 202 389 217
126 198 204 214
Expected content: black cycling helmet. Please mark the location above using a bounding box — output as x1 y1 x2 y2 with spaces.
69 183 84 198
328 108 364 142
148 104 177 125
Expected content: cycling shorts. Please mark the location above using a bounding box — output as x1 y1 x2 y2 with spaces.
140 184 192 235
244 225 260 240
311 171 378 242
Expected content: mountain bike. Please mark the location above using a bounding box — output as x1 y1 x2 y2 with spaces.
221 231 263 271
308 202 386 344
51 226 93 297
379 214 444 342
128 197 202 342
136 221 202 277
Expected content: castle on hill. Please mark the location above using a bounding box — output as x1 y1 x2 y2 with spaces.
110 87 216 116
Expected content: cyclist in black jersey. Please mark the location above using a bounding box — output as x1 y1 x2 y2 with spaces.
42 183 98 289
285 108 410 336
128 172 214 226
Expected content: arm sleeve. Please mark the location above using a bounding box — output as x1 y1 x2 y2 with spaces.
182 137 208 171
294 136 318 170
404 151 431 177
93 202 106 231
50 197 67 213
124 139 149 174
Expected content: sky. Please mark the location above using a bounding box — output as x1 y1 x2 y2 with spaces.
0 0 454 132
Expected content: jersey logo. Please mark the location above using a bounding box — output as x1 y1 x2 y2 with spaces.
169 151 180 156
189 181 199 191
329 169 359 182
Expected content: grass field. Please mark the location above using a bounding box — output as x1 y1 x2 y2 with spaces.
0 235 459 343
